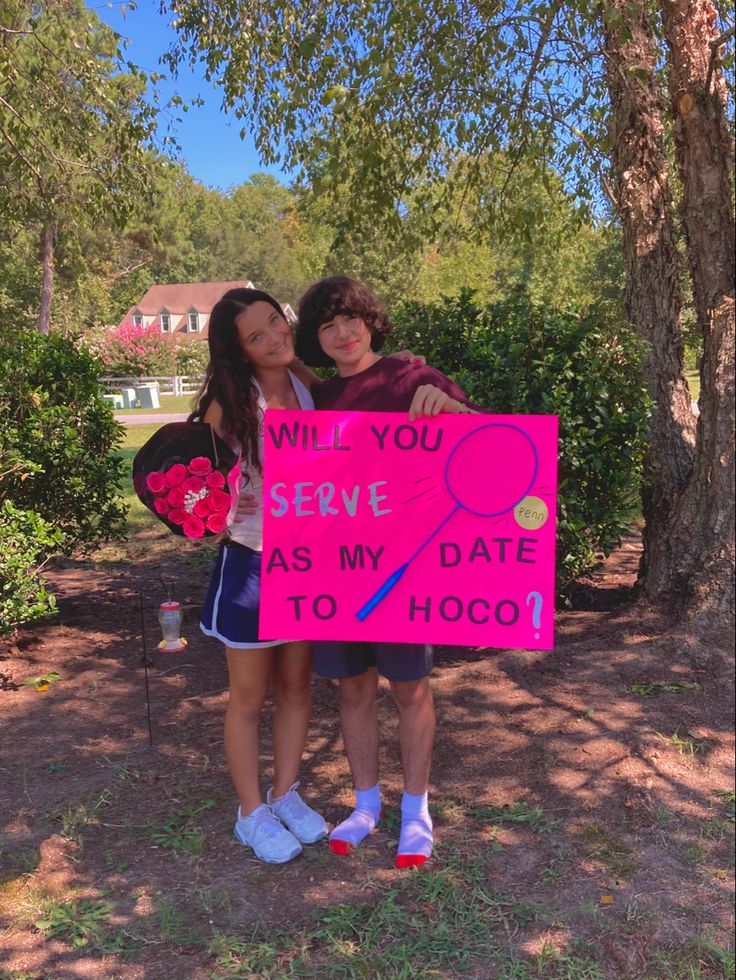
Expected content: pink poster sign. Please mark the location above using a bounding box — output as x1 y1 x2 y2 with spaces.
260 411 558 650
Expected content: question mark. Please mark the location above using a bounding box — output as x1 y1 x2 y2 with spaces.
525 591 543 639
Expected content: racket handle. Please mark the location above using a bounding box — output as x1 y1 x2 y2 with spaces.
356 563 410 621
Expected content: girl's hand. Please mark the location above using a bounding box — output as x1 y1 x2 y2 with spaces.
234 492 258 522
408 385 475 421
392 349 427 365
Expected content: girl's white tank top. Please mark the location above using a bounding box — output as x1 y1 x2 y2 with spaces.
227 370 314 552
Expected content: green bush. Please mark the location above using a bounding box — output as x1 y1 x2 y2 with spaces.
0 502 61 634
0 331 127 633
391 289 651 589
173 335 209 377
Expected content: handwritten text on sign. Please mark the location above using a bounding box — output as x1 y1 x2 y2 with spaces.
260 411 558 649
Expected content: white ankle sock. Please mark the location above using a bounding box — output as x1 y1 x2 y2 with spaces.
396 791 433 868
329 784 381 855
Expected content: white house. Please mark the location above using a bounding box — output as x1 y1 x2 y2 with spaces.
118 280 296 337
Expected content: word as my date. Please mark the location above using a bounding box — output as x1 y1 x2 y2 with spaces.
265 536 539 574
281 592 527 628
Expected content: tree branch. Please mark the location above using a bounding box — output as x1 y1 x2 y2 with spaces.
0 117 43 181
108 259 151 283
0 94 104 178
705 25 735 94
516 1 563 123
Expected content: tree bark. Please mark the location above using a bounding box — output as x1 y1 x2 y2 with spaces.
601 1 697 586
656 0 735 624
38 222 56 335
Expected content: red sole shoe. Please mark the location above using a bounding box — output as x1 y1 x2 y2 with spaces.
395 854 428 869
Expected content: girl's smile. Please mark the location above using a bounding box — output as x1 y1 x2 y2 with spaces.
236 301 294 368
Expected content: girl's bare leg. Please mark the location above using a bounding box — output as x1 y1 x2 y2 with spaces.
271 641 313 797
224 645 274 814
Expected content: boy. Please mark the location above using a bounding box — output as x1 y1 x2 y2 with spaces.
296 276 478 867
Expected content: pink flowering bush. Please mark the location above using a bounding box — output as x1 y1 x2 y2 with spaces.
145 457 234 538
102 322 176 376
97 325 210 377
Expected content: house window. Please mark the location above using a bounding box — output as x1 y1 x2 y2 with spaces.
132 313 143 327
188 311 200 333
160 313 171 333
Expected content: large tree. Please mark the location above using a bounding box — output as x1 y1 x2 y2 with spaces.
0 0 158 333
168 0 734 626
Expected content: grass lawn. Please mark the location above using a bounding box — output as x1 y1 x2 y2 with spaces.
686 368 700 402
114 393 197 415
116 424 161 532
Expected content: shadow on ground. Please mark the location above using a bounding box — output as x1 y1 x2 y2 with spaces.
0 530 733 979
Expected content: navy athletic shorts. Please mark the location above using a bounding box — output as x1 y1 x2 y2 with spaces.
199 541 288 649
313 641 433 682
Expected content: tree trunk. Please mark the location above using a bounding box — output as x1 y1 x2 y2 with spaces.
655 0 736 624
38 222 56 335
601 1 697 586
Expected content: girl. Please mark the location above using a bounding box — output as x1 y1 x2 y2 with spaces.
193 287 327 864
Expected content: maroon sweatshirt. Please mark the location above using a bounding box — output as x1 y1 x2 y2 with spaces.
313 356 474 412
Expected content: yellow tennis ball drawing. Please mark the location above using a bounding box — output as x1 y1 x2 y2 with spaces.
514 496 549 530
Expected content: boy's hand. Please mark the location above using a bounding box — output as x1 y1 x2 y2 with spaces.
408 385 474 421
392 349 427 365
408 384 454 420
234 492 258 522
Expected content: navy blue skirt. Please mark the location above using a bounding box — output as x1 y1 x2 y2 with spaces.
200 542 287 649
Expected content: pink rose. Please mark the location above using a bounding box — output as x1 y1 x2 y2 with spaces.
164 463 187 487
166 486 186 508
183 476 205 494
154 498 170 515
194 498 213 518
188 456 212 476
168 508 188 525
206 512 228 534
206 471 226 489
183 516 205 538
208 488 231 514
146 471 166 494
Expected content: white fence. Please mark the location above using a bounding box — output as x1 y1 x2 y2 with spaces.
100 375 203 397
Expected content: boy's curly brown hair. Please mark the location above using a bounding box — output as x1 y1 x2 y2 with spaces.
296 276 392 367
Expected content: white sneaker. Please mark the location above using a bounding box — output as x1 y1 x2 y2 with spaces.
267 782 328 844
234 804 302 863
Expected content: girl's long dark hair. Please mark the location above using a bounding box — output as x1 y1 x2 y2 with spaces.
190 288 286 474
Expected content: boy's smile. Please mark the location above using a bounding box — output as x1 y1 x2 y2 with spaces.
318 314 379 376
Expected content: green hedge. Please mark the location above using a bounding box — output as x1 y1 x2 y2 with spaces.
0 331 126 634
0 502 61 632
391 289 650 589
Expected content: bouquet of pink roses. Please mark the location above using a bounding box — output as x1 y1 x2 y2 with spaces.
133 422 240 539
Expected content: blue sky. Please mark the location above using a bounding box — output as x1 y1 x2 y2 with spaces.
91 0 290 190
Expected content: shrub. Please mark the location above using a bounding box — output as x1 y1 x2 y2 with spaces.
0 331 127 633
173 335 209 377
391 289 651 589
99 321 176 376
0 502 61 635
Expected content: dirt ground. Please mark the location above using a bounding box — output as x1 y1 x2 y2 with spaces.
0 527 733 979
